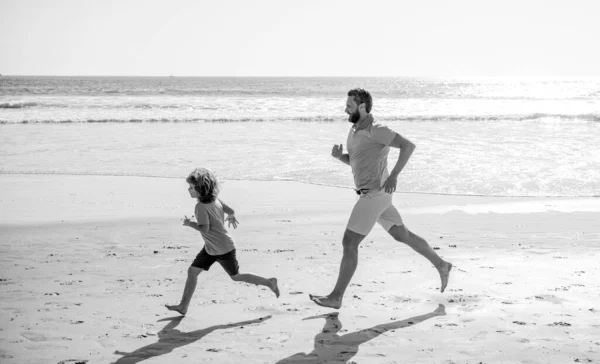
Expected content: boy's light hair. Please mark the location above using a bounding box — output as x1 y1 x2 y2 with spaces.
186 168 220 204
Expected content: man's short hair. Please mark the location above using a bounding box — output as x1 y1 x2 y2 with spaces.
347 88 372 113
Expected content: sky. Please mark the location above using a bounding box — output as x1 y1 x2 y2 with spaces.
0 0 599 77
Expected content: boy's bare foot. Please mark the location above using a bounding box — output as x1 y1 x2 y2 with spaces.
268 278 280 298
165 304 187 315
303 311 340 321
309 294 342 309
438 261 452 293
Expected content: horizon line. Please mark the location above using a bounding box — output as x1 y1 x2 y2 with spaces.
2 74 599 79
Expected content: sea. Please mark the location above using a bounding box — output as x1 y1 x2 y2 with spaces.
1 76 599 197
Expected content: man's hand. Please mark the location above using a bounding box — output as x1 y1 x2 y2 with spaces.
225 215 239 229
383 174 398 194
331 144 343 159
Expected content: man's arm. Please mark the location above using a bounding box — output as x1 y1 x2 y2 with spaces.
337 154 350 166
382 133 415 194
389 134 415 177
331 144 350 166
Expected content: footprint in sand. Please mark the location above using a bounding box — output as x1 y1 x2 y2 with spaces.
59 280 83 286
265 332 292 344
392 296 413 303
96 338 116 348
469 331 488 341
21 332 49 342
495 329 515 335
530 294 567 304
548 321 571 327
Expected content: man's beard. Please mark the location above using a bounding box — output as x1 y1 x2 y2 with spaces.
348 110 361 124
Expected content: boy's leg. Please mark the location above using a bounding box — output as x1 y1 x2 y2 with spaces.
309 228 366 309
219 249 280 298
231 273 280 298
166 266 204 315
388 224 452 293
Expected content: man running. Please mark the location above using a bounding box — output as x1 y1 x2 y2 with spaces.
309 88 452 309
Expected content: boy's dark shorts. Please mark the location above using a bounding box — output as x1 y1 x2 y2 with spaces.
191 247 239 276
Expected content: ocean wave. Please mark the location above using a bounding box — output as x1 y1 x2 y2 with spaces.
0 101 220 110
2 113 599 124
389 113 600 122
3 86 598 100
0 101 39 109
3 76 599 101
1 171 598 198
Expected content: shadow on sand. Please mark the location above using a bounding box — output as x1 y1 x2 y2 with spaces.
276 304 446 363
111 314 272 364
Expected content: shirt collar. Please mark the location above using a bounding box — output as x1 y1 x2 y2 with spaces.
352 114 374 132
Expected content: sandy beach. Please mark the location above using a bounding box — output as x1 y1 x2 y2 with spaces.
1 174 599 364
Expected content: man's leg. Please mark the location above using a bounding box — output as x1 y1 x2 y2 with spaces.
165 266 203 315
388 224 452 293
309 229 366 309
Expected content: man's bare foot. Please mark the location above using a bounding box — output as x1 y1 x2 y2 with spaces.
438 261 452 293
165 304 187 315
433 303 446 316
268 278 280 298
309 294 342 309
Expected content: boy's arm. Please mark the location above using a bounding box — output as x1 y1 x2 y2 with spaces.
184 219 209 234
220 199 239 229
220 200 235 216
183 205 209 234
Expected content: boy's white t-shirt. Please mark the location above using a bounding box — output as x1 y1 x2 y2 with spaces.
194 199 236 255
